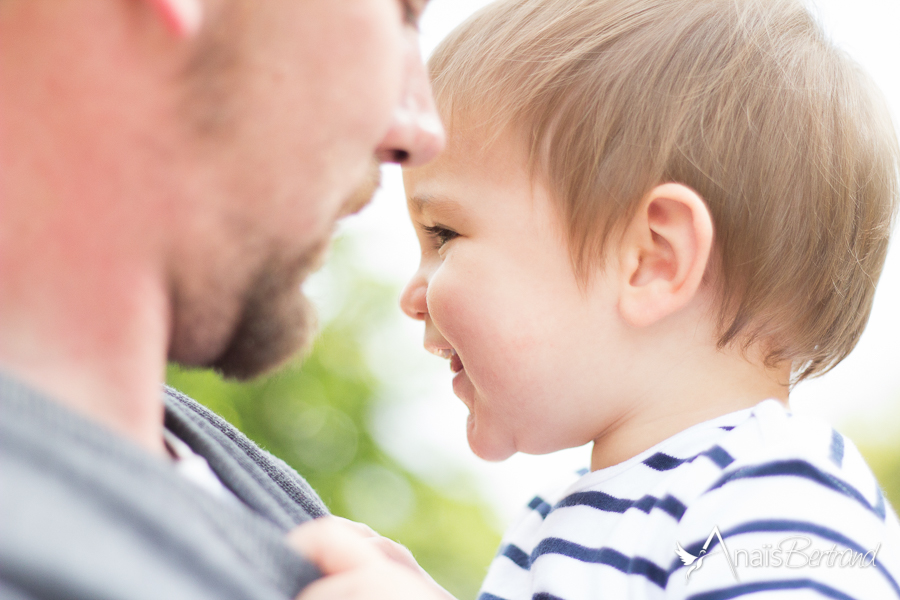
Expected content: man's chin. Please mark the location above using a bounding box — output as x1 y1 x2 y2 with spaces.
211 260 319 381
211 300 316 381
197 161 381 381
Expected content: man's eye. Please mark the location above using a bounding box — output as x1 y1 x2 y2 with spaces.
423 225 458 249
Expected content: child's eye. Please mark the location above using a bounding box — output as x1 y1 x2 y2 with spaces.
423 224 458 249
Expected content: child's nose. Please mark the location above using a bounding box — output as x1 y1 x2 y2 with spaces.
400 274 427 321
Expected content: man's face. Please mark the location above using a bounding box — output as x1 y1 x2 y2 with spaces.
166 0 443 378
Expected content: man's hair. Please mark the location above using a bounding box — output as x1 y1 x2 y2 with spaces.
429 0 899 381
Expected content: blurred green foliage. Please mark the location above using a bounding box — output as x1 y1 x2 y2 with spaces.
166 244 501 599
857 442 900 512
843 403 900 511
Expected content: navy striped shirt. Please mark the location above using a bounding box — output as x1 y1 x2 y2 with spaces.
478 400 900 600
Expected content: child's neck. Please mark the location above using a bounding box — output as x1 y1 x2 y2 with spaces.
589 341 790 471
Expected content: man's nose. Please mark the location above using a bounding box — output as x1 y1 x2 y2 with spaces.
375 49 445 167
400 272 428 321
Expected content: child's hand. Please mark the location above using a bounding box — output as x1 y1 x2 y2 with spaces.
287 516 456 600
321 516 427 575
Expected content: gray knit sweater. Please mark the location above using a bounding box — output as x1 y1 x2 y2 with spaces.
0 374 326 599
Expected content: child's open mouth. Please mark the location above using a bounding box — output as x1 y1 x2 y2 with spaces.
450 351 463 374
430 347 464 373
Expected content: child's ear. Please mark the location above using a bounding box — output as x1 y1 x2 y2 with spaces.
617 183 713 328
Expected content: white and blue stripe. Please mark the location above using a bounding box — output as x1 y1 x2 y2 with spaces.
478 400 900 600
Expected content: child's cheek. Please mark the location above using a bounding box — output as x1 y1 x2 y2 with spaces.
424 271 473 348
426 269 498 372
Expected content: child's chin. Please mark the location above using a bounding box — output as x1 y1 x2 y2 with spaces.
467 418 515 462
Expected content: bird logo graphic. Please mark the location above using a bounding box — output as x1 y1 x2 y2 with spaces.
675 542 707 580
675 526 739 582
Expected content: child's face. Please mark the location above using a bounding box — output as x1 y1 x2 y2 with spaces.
401 130 630 461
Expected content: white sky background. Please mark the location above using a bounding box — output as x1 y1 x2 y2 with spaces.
312 0 900 524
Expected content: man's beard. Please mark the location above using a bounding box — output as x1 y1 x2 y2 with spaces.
209 247 320 380
210 163 381 380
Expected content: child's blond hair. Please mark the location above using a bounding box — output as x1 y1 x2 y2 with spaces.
429 0 899 381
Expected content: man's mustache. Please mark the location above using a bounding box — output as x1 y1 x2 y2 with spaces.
340 158 382 218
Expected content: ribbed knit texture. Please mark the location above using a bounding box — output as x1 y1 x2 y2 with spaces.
0 373 325 600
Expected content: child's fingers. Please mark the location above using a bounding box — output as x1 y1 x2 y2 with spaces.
330 516 380 538
296 561 455 600
286 516 386 575
289 518 460 600
300 516 421 572
364 535 421 572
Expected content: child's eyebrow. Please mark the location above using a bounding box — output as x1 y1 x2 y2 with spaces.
408 193 464 220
